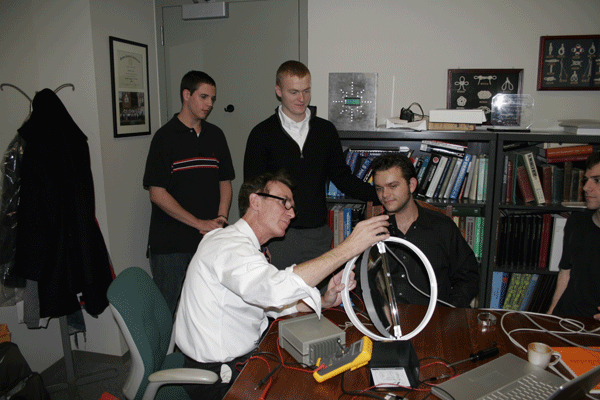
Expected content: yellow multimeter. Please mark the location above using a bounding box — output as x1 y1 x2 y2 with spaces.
313 336 373 383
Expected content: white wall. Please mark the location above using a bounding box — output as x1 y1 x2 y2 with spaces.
0 0 158 373
1 0 598 375
307 0 600 129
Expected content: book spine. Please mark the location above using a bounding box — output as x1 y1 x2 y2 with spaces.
427 156 449 198
420 140 468 152
417 154 441 197
468 158 480 200
538 214 552 270
498 272 510 309
422 145 465 158
537 153 590 163
503 273 521 310
519 274 539 311
476 156 487 201
416 154 431 185
427 122 476 131
489 271 505 309
450 154 472 199
439 157 458 198
463 155 477 199
356 156 373 180
542 144 593 157
516 165 535 203
541 164 553 204
444 158 463 199
523 152 546 205
343 206 352 239
506 159 515 203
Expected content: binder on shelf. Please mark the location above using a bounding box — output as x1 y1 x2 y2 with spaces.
548 214 568 272
521 151 546 205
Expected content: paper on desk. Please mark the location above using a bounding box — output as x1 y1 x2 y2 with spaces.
386 118 427 131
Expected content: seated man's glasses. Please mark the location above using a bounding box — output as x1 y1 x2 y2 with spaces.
256 193 295 211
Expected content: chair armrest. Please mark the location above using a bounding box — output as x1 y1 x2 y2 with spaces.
142 368 219 400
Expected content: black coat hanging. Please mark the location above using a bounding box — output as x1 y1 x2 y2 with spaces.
13 88 113 318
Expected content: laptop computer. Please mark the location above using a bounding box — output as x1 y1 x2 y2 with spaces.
431 352 600 400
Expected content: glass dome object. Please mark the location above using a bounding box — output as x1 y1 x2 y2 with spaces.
341 237 437 341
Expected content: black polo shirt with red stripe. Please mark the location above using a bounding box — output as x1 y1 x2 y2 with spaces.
143 115 235 254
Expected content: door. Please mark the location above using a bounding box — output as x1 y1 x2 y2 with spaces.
157 0 304 219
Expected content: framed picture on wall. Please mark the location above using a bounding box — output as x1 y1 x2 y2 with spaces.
109 36 151 137
537 35 600 90
446 69 523 124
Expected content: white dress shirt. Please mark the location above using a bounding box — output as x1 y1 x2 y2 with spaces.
278 105 311 151
175 219 321 363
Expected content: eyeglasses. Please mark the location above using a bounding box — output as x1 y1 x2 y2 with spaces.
256 193 295 211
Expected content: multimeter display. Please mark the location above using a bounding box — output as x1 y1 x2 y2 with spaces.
344 97 361 106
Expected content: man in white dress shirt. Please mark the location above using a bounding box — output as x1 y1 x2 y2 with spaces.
175 171 389 399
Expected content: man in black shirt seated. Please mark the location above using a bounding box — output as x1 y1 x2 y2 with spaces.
370 153 480 308
547 152 600 320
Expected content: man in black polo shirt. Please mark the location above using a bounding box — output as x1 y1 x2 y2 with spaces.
370 153 479 308
143 71 235 315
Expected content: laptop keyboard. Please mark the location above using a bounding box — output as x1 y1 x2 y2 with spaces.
481 374 559 400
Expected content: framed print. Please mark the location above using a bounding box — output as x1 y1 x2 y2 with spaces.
446 69 523 124
109 36 151 137
537 35 600 90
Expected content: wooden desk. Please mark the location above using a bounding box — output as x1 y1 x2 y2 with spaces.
223 305 600 400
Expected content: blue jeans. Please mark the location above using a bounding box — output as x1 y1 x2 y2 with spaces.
149 252 193 316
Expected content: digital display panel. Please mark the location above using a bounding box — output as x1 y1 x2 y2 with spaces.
344 97 361 106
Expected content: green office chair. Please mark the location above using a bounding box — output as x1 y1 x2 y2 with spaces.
107 267 218 400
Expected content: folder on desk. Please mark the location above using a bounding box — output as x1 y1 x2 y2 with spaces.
431 353 600 400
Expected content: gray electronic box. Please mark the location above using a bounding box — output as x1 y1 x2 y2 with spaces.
278 313 346 366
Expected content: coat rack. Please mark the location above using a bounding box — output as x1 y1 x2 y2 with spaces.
1 83 117 399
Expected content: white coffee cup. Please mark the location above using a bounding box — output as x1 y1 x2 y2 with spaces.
527 342 561 369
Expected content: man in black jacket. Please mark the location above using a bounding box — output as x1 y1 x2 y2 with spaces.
244 60 378 271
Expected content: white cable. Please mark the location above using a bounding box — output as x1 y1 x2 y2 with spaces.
384 243 456 308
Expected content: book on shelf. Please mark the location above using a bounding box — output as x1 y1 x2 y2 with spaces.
519 273 540 311
510 273 533 311
563 162 573 202
438 157 457 198
476 156 488 201
355 156 374 180
559 119 600 135
450 154 472 200
468 157 480 200
428 108 486 124
505 157 515 203
515 164 535 203
548 214 568 272
426 156 449 198
537 142 583 149
420 144 465 158
475 216 484 260
537 214 553 270
551 347 600 393
538 144 594 158
433 156 454 199
497 272 511 309
502 273 522 310
443 158 463 199
417 154 442 197
521 151 546 205
540 164 553 203
537 153 590 163
420 140 468 152
462 155 477 200
416 154 431 186
427 121 476 131
569 168 584 202
537 274 558 314
490 271 509 309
